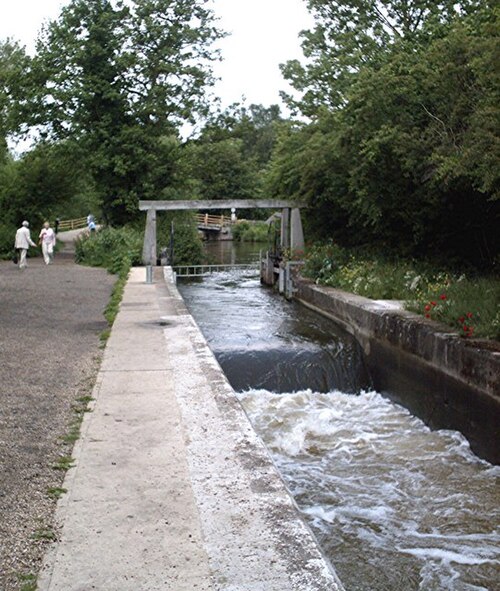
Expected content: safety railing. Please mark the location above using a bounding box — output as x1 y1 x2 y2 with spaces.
173 263 258 278
57 216 88 231
195 213 232 227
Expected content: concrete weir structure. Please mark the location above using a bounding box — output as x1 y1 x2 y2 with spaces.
38 267 343 591
293 277 500 465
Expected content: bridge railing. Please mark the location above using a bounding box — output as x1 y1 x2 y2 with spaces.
196 213 232 227
57 216 88 231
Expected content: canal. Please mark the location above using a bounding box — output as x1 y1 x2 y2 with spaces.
177 242 500 591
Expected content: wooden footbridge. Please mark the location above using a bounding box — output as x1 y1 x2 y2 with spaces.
196 213 232 232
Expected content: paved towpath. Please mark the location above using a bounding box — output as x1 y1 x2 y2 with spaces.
37 267 343 591
0 231 115 590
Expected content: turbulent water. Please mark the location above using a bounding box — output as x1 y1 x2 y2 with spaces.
239 388 500 591
178 255 500 591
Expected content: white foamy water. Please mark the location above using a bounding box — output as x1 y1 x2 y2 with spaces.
238 389 500 591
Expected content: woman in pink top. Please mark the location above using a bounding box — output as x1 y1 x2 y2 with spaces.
39 221 56 265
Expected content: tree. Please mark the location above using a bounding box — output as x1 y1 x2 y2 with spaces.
184 137 261 201
281 0 479 116
268 2 499 266
202 103 284 167
0 39 30 157
27 0 224 224
179 104 286 207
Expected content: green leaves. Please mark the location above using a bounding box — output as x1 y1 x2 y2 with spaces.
0 39 30 142
283 0 478 115
24 0 224 225
181 104 286 206
270 1 499 267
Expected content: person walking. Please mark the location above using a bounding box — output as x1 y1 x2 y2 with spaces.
39 221 56 265
14 221 37 269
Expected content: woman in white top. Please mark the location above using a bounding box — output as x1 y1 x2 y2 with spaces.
14 221 37 269
39 221 56 265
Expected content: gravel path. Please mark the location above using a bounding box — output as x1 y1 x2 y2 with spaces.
0 236 115 590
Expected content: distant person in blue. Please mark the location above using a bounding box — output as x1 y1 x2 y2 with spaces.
87 213 96 233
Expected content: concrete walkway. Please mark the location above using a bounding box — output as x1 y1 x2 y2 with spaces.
37 267 343 591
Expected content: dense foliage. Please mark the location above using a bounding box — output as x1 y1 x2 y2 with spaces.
182 104 285 213
27 0 224 226
156 211 204 265
232 221 268 243
271 1 499 268
75 226 143 273
0 0 223 236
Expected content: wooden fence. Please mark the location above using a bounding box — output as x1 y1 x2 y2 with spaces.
57 216 88 231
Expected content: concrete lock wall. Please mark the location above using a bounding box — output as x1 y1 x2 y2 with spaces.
292 277 500 465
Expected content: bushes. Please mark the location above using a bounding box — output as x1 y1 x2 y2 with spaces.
232 221 268 242
0 222 16 259
156 212 204 265
75 227 143 273
75 227 142 338
75 217 205 270
303 243 500 340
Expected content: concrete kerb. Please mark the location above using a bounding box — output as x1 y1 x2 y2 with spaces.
37 266 344 591
293 277 500 464
162 267 344 591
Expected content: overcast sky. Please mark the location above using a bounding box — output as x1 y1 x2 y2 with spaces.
0 0 314 110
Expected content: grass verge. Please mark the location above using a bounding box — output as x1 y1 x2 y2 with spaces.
303 243 500 340
17 573 37 591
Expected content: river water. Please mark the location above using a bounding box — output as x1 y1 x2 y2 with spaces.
177 242 500 591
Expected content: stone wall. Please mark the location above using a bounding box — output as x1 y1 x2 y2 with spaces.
293 277 500 464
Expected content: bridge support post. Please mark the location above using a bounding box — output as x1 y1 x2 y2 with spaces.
290 208 305 254
142 208 157 266
280 208 290 251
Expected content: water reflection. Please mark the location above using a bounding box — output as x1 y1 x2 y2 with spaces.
203 240 262 265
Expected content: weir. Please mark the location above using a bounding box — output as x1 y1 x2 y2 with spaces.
291 277 500 464
177 262 500 591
